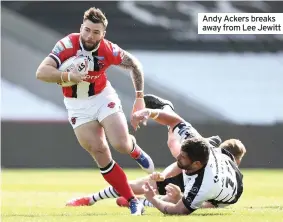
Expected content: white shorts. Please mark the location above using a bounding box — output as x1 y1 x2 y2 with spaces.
64 81 123 129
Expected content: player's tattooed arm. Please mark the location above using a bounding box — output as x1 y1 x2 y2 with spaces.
118 51 144 93
164 206 169 214
150 197 191 215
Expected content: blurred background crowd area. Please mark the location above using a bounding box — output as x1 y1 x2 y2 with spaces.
1 1 282 169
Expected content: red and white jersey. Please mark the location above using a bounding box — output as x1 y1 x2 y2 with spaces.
49 33 124 98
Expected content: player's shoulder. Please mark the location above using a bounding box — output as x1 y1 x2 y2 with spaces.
59 33 80 49
100 39 123 56
50 33 80 66
67 33 80 41
101 38 116 47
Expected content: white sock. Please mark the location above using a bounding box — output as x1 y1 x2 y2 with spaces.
90 186 120 204
140 198 154 207
163 104 174 112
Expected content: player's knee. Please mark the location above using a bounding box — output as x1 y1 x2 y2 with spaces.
111 136 132 154
111 135 135 154
91 144 109 155
80 140 108 156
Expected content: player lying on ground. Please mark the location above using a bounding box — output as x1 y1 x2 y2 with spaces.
130 104 244 215
66 95 246 211
36 7 155 215
116 138 246 209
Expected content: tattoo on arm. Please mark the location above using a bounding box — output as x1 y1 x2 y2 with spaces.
119 51 144 92
163 206 169 214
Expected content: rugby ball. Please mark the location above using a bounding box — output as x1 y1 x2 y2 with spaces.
58 56 89 87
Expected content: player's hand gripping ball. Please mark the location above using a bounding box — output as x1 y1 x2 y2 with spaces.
58 56 89 86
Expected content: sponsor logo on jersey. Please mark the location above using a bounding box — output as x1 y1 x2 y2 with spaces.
52 42 64 55
214 175 219 183
190 187 199 194
112 44 120 57
84 74 102 81
186 197 192 204
61 36 73 49
95 56 105 60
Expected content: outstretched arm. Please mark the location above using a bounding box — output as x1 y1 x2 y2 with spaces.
132 108 185 131
143 182 191 215
117 50 146 129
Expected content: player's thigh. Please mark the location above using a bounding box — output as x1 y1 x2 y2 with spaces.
74 121 113 167
64 97 108 150
100 108 132 153
74 120 107 152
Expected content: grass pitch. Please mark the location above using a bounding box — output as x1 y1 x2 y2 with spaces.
1 169 283 222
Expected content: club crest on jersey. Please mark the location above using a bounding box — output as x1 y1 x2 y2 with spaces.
71 117 77 125
107 102 116 108
97 60 105 69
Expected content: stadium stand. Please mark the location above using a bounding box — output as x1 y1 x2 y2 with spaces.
3 1 283 51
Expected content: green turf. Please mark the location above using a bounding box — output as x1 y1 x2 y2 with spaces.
1 169 283 222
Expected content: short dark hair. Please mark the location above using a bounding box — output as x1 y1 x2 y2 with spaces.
181 137 210 165
219 139 246 160
83 7 108 29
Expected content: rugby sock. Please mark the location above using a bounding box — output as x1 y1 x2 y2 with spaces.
163 104 174 112
100 160 135 201
140 198 154 207
130 140 142 159
90 186 120 203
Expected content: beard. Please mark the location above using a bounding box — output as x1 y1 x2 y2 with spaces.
81 38 100 51
177 161 186 170
177 160 194 171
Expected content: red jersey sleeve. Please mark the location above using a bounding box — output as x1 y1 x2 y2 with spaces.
104 40 124 65
49 35 75 68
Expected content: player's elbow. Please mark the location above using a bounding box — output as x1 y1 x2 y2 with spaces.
36 69 42 79
36 66 47 81
135 59 143 70
36 70 44 80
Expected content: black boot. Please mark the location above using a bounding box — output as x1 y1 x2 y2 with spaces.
144 94 174 111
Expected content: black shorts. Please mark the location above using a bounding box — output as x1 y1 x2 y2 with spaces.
156 173 184 195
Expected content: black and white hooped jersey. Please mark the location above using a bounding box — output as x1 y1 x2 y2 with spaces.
173 122 243 212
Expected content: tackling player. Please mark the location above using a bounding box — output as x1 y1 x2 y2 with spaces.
66 95 246 211
36 7 155 215
131 98 244 215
